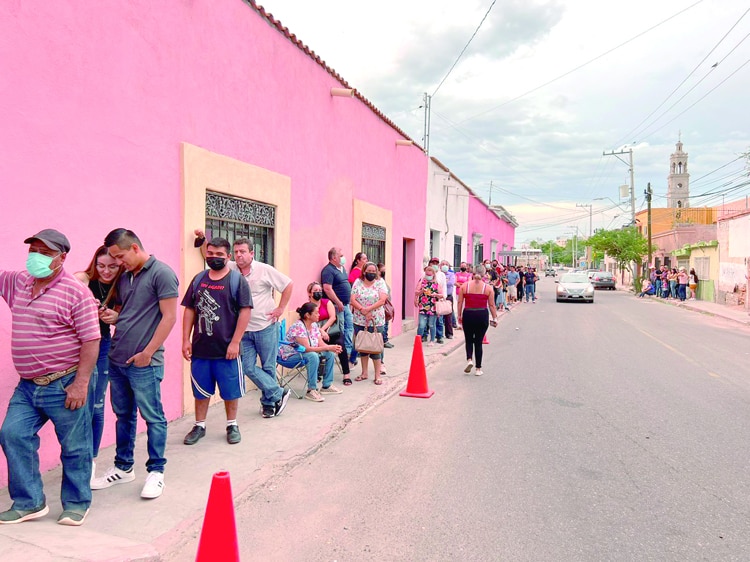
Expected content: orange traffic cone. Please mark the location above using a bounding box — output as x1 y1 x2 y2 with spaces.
400 336 435 399
196 471 239 562
483 334 489 344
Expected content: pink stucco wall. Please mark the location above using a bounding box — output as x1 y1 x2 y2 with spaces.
467 198 516 261
0 0 426 485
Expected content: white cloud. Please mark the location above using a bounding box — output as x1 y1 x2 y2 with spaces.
259 0 750 241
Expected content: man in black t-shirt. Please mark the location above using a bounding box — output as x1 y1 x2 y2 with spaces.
523 268 538 303
321 247 354 365
181 238 252 446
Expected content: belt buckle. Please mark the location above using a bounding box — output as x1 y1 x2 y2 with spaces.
32 375 51 386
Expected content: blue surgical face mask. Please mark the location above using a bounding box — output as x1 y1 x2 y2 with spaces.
26 252 60 279
340 256 346 266
440 265 449 273
425 275 434 281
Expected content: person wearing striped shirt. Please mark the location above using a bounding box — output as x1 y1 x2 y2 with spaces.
0 229 100 526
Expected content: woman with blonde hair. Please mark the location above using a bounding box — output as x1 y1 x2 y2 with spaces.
75 245 123 483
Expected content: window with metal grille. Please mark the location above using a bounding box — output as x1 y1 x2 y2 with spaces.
453 235 462 267
361 223 386 266
205 191 276 265
473 243 483 265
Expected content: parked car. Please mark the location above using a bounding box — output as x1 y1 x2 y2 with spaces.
590 271 616 290
586 269 601 279
544 268 556 277
556 273 595 303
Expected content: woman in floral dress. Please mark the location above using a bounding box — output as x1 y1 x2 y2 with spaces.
414 264 445 346
350 262 388 384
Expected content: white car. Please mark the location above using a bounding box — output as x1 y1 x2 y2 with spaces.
556 273 595 303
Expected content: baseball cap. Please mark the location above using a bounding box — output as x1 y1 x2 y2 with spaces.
429 257 439 263
24 229 71 253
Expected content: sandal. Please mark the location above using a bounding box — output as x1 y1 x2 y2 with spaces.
374 378 383 385
343 377 353 386
354 374 368 382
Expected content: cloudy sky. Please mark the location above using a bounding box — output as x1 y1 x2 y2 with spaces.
258 0 750 242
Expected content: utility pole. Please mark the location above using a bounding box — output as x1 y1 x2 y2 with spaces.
604 146 637 279
645 182 653 271
422 92 431 155
576 203 593 268
489 180 493 206
602 147 636 225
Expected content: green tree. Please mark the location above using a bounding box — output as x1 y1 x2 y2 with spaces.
587 227 653 291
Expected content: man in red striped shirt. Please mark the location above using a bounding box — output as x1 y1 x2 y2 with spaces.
0 229 100 526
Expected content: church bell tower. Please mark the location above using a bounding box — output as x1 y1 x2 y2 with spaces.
667 135 689 209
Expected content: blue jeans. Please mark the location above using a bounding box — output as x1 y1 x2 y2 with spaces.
436 313 445 339
678 284 687 301
89 335 111 458
383 319 390 344
109 364 167 474
525 284 536 302
0 372 93 511
241 324 283 406
336 305 354 362
495 290 507 309
417 313 437 342
295 350 335 389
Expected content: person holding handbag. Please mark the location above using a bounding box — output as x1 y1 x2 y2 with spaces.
307 282 351 386
350 262 388 385
457 265 498 376
282 302 343 402
415 264 446 346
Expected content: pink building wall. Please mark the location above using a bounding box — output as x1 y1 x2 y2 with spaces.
467 198 516 261
0 0 426 485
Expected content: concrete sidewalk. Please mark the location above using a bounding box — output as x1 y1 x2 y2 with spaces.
0 308 506 561
633 290 750 326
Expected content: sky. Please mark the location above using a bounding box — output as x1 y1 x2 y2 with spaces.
256 0 750 243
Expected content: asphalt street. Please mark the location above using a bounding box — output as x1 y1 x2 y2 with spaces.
226 281 750 561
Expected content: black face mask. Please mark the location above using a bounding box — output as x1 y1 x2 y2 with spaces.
380 271 386 278
460 267 467 272
312 291 323 301
364 272 377 281
206 257 226 271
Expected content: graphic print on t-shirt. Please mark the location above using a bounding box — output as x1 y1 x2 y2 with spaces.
181 271 252 359
196 287 221 337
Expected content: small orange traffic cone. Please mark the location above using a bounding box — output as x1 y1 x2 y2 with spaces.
400 336 435 399
196 471 239 562
483 334 489 344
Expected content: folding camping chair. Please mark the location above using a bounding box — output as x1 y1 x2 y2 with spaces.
276 319 308 399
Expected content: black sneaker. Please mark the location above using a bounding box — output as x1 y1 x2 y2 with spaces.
383 342 394 348
226 425 241 445
274 388 291 417
436 338 444 344
183 425 206 445
261 405 275 418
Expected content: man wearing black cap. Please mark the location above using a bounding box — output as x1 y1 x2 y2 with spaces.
0 229 101 526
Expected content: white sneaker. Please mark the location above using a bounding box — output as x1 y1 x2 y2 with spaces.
91 466 135 490
320 384 343 395
305 389 325 402
475 368 484 376
140 472 165 499
464 360 473 374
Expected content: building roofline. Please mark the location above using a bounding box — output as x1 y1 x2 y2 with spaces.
248 1 421 148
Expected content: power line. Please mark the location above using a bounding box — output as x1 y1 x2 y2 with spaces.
434 0 706 130
628 34 750 142
431 0 497 98
638 57 750 141
612 5 750 147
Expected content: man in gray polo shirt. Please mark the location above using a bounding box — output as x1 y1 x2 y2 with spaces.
91 229 178 500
